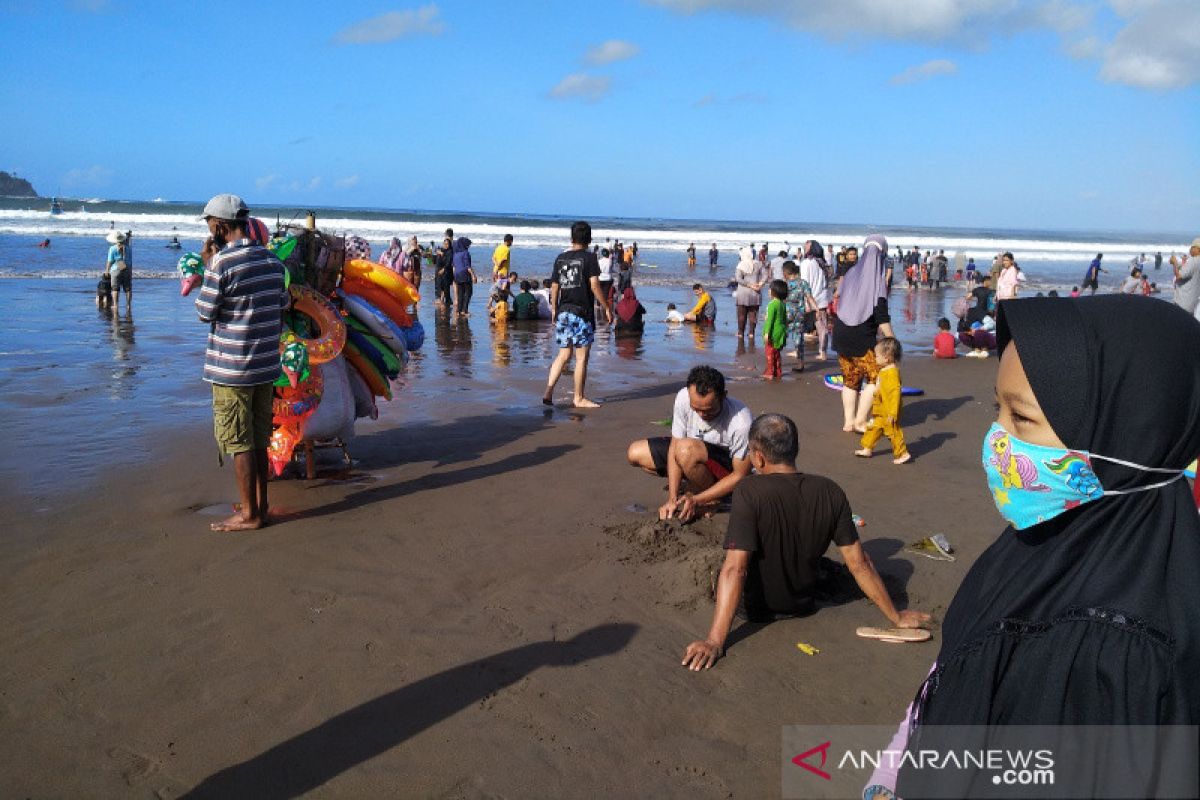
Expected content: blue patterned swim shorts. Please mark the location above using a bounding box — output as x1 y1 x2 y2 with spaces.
554 311 595 348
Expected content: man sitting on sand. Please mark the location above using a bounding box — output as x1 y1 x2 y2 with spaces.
681 414 930 670
627 365 753 522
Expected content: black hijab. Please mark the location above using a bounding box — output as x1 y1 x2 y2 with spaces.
900 295 1200 794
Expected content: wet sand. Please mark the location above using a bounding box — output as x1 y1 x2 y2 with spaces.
1 351 1004 798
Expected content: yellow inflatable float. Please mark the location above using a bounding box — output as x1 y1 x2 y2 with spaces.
343 258 420 306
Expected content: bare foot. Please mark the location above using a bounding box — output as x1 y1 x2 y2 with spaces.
231 502 271 526
211 512 263 532
893 453 913 465
854 448 873 458
573 397 601 409
853 425 867 433
842 424 856 433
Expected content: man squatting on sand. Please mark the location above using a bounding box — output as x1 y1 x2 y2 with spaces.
196 193 287 532
627 365 754 522
681 413 930 670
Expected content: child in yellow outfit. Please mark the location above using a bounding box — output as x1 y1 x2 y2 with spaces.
855 337 912 464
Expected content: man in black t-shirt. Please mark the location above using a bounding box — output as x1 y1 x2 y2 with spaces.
543 221 613 408
681 414 929 670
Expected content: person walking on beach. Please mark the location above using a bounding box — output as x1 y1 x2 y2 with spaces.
854 337 911 464
733 246 767 340
833 235 893 432
761 280 788 380
195 194 286 532
799 240 830 360
451 237 477 317
1082 253 1104 295
543 221 613 408
627 365 753 522
680 413 929 670
995 252 1024 301
1170 238 1200 317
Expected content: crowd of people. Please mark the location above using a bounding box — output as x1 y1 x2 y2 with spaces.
176 198 1199 792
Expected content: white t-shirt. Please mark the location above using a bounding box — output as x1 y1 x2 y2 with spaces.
799 257 829 308
532 288 552 319
597 255 613 282
671 388 752 461
769 255 787 282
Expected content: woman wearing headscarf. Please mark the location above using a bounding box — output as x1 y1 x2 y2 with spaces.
379 236 404 272
799 239 830 360
402 235 422 291
733 245 768 340
832 234 893 432
865 295 1200 799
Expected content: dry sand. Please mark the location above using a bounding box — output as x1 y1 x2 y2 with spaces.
1 354 1003 798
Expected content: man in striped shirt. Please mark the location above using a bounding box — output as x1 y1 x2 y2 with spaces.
196 194 287 532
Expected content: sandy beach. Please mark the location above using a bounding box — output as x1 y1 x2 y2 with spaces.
1 348 1005 798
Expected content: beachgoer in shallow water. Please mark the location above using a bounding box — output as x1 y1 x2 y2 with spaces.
627 365 753 522
873 295 1200 798
512 280 539 321
543 221 612 408
105 230 131 310
684 283 716 325
680 413 929 670
1082 252 1104 295
492 233 514 282
614 286 646 336
798 240 829 360
783 260 814 372
761 280 787 380
733 246 767 339
379 237 404 272
1170 237 1200 317
708 243 718 268
451 237 477 317
195 194 286 532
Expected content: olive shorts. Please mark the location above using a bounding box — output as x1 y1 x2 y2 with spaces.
212 382 274 455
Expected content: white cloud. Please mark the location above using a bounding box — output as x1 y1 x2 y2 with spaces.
255 174 281 191
335 175 361 189
334 5 445 45
1097 0 1200 90
548 73 612 102
62 165 113 187
584 39 641 65
889 59 959 85
648 0 1044 42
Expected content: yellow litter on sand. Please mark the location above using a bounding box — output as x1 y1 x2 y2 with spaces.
796 642 820 656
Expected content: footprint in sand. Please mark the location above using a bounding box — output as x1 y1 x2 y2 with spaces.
107 746 160 786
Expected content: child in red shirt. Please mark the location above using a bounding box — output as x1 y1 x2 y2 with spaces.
933 317 957 358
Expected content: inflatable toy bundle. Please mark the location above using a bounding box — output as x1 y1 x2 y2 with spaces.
337 258 426 410
260 233 425 477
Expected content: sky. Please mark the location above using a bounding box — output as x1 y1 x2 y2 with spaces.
1 0 1197 233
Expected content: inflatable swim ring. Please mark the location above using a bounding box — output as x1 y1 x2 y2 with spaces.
344 340 392 401
290 284 346 364
344 258 420 306
340 291 409 359
345 315 407 369
342 276 413 329
346 327 398 380
823 373 924 396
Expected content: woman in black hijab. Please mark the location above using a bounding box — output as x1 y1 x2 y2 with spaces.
883 295 1200 798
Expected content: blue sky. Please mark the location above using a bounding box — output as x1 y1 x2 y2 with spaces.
2 0 1197 232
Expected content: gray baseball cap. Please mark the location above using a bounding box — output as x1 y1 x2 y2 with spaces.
201 193 248 221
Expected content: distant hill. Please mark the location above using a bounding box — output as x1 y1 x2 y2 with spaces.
0 171 38 197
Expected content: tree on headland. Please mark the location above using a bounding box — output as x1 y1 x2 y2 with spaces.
0 171 39 198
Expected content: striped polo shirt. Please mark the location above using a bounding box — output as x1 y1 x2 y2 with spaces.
195 239 286 386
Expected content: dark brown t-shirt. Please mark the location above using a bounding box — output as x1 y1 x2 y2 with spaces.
723 472 859 617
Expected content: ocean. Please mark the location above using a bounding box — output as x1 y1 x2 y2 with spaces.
1 196 1190 496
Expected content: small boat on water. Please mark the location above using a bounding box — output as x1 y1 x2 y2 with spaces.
49 197 64 215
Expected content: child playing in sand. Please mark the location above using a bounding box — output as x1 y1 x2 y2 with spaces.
665 303 685 323
783 261 814 372
762 280 788 380
855 337 911 464
933 317 957 358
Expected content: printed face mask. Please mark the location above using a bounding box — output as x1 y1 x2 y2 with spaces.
981 423 1185 530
